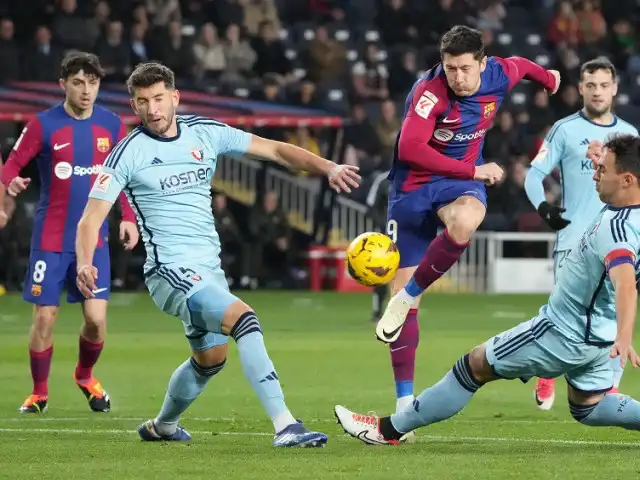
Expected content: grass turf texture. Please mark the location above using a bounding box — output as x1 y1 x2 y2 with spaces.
0 291 639 479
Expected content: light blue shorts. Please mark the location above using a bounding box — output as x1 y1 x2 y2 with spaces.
485 315 613 393
145 264 237 352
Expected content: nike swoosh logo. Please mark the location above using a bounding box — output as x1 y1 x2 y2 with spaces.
356 430 385 445
442 117 459 123
53 143 70 151
389 345 407 353
92 288 108 294
381 324 403 340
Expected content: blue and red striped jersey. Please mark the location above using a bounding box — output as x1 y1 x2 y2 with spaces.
1 104 136 252
389 56 558 192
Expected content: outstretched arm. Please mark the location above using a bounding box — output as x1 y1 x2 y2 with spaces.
246 135 361 193
497 56 560 94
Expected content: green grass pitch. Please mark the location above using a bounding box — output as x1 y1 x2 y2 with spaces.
0 291 639 479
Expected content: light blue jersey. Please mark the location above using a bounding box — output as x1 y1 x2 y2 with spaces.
526 111 638 252
545 206 640 346
485 205 640 393
89 115 251 273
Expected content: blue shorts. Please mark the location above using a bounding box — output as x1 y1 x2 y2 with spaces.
23 248 111 306
145 264 236 352
485 315 613 394
386 179 487 268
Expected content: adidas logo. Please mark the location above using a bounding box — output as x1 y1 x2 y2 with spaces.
580 138 590 146
152 157 163 165
259 370 279 383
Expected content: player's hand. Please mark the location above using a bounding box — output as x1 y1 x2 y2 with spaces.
76 264 99 299
610 340 640 369
547 70 561 95
586 140 606 167
473 163 504 186
7 177 31 196
119 221 139 251
327 164 361 194
537 201 571 230
0 210 7 229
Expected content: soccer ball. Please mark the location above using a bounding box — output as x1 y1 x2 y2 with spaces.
345 232 400 287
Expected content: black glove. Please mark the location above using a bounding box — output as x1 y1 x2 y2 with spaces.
537 201 571 231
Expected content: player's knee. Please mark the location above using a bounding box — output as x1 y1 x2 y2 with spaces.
82 310 106 337
467 344 495 384
193 343 228 367
190 355 226 377
32 307 57 339
442 200 485 243
569 399 601 424
221 300 261 339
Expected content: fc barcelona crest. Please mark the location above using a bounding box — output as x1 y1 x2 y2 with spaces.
191 148 204 161
97 137 110 153
483 102 496 118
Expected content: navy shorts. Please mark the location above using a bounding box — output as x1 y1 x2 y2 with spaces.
23 248 111 306
386 179 487 268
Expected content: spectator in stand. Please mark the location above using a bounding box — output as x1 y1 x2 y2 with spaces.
51 0 99 51
304 24 346 83
351 43 389 101
208 0 245 33
528 89 555 137
94 21 132 82
484 110 524 162
92 1 111 37
344 103 382 175
23 26 61 82
576 0 607 45
503 159 540 230
193 23 226 82
481 28 508 58
547 0 579 46
422 0 457 44
376 0 418 48
374 100 401 164
162 20 196 80
220 23 257 86
0 18 21 83
609 19 635 70
554 84 581 118
476 0 506 32
239 0 281 37
290 78 322 109
212 193 244 285
286 126 322 160
130 21 151 66
388 49 418 101
251 20 292 80
146 0 181 26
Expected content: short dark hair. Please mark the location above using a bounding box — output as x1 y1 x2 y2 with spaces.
440 25 484 61
60 51 105 79
126 62 176 96
580 56 617 81
604 133 640 179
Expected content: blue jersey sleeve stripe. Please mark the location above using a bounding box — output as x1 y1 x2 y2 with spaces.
106 129 142 169
183 119 226 128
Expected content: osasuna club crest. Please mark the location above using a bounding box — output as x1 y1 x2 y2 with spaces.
191 148 204 161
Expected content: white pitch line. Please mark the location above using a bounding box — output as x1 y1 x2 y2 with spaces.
1 417 577 425
0 427 637 447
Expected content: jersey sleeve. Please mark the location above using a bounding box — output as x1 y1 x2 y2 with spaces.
398 79 476 179
0 118 43 187
530 124 566 176
494 56 557 93
90 139 137 204
209 123 252 157
595 217 640 272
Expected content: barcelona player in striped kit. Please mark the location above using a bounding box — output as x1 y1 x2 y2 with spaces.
373 25 561 440
0 52 139 414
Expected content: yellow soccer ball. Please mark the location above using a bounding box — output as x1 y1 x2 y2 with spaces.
345 232 400 287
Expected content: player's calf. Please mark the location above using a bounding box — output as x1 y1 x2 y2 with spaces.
22 306 57 410
568 386 640 430
188 290 327 446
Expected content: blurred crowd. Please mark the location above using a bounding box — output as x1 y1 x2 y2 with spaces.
2 0 640 289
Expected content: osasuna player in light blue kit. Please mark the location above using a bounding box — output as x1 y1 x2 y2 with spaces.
336 133 640 446
74 62 360 448
525 57 638 410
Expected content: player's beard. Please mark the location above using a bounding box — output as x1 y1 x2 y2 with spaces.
145 107 176 136
584 102 611 120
